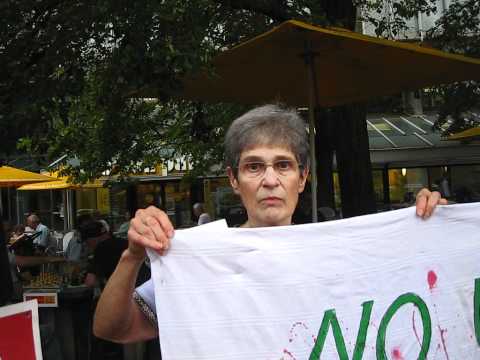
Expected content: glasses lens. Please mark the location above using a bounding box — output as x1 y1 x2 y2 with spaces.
241 162 266 177
274 160 295 175
240 160 299 177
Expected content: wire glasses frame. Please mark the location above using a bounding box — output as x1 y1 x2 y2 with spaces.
236 160 304 178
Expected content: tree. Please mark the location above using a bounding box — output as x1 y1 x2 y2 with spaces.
426 0 480 134
3 0 478 216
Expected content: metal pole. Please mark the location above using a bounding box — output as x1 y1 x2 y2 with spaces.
0 188 3 217
15 189 20 224
7 187 11 221
304 41 319 223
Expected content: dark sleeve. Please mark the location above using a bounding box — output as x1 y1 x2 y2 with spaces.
0 233 14 305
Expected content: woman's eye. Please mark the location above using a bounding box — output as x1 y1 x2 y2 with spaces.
247 163 262 172
277 161 292 170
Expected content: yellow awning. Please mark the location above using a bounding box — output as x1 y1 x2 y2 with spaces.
0 166 56 187
17 178 104 191
447 127 480 140
138 20 480 107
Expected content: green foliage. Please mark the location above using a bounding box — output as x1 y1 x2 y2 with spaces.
3 0 480 181
358 0 437 38
426 0 480 134
2 0 326 180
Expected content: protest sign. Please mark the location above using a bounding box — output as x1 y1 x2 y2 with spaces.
0 300 43 360
149 203 480 359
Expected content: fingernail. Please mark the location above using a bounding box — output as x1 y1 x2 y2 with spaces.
167 230 174 238
417 209 424 217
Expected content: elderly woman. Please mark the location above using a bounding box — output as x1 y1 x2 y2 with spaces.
93 104 446 342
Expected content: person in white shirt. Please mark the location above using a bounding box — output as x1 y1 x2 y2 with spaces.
193 203 211 225
93 104 447 343
26 214 50 248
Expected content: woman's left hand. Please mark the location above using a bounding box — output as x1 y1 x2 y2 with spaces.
415 188 448 219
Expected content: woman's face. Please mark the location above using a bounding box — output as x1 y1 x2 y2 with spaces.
227 145 308 227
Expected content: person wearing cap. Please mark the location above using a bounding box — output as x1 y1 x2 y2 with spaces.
81 220 128 290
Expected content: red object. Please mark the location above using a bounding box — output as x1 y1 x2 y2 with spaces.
428 270 438 290
0 310 37 360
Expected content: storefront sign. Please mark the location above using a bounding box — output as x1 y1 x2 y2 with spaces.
0 300 43 360
23 292 58 308
150 203 480 359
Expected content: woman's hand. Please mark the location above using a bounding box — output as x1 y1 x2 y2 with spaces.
415 188 448 219
127 206 175 260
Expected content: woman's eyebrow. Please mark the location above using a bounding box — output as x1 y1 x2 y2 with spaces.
240 155 295 162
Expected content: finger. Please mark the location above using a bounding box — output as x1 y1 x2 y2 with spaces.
424 191 442 218
439 198 448 205
144 215 170 250
145 206 175 239
128 224 163 252
415 192 428 217
129 217 163 251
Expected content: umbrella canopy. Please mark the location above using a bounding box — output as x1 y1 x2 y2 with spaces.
140 20 480 221
17 178 103 191
178 20 480 107
0 166 55 187
446 127 480 141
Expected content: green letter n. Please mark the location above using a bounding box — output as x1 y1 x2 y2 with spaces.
309 301 373 360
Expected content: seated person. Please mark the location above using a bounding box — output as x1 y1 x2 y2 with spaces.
25 214 50 249
193 203 211 225
63 214 94 261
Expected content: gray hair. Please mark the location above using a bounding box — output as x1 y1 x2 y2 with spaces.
193 202 204 211
224 104 309 176
27 214 40 223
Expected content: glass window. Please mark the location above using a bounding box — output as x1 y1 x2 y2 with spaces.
372 170 385 209
428 166 451 199
205 177 245 227
75 189 97 216
450 165 480 203
109 187 128 232
389 168 428 207
164 182 192 228
17 190 66 231
136 183 162 209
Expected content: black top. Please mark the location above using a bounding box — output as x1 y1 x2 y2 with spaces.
0 228 13 305
90 235 128 286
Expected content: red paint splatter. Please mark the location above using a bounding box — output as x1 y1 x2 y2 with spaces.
438 325 450 360
428 270 438 290
392 347 404 360
288 322 316 344
412 311 422 347
283 348 297 360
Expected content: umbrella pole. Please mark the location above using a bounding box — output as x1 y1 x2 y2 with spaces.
305 43 319 223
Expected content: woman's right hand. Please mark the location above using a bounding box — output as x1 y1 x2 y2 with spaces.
127 206 175 260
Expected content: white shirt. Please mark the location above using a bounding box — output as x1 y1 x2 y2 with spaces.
198 213 211 225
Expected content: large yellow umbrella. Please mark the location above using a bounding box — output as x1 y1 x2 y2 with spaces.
179 20 480 106
446 127 480 141
0 166 55 187
141 20 480 221
17 178 103 190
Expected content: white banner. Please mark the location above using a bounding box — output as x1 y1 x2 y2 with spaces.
149 204 480 359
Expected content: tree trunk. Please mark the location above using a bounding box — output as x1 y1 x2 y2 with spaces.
316 0 377 218
315 108 335 210
334 104 376 217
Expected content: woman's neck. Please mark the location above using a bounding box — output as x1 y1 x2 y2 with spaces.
241 218 292 228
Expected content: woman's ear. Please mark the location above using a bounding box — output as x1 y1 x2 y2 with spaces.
298 166 309 193
227 167 240 195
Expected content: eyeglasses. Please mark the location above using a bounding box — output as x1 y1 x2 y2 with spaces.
238 160 302 178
